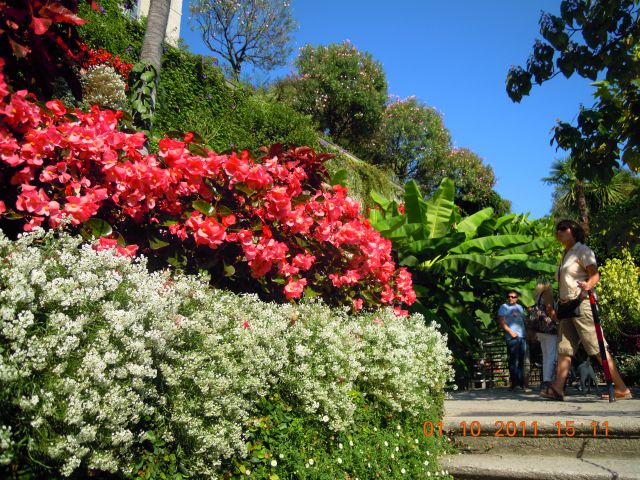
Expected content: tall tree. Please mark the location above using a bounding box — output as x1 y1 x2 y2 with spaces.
190 0 296 80
543 157 637 233
506 0 640 179
275 41 388 152
364 96 452 184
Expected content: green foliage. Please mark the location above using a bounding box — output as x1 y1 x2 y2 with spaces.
590 187 640 259
152 48 318 154
276 42 388 152
439 148 506 215
598 249 640 335
220 391 452 480
78 0 144 63
369 179 557 382
129 62 158 131
506 0 640 178
598 249 640 385
364 96 452 185
322 141 403 211
361 97 508 215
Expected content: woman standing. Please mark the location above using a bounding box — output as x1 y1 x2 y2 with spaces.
530 278 558 391
540 220 631 401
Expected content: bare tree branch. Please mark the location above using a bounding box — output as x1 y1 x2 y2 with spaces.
190 0 296 80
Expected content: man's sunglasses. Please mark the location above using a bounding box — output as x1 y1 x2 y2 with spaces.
507 295 518 299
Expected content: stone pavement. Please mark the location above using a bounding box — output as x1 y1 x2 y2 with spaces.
439 386 640 479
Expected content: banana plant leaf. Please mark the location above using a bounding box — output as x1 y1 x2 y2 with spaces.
456 207 494 238
424 178 456 238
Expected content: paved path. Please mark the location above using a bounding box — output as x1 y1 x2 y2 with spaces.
440 386 640 479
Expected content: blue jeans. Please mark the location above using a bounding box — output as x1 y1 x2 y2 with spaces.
506 336 526 388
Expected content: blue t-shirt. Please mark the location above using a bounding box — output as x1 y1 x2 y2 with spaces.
498 303 525 340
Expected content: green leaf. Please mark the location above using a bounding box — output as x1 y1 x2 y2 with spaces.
148 234 170 250
303 287 321 298
140 71 155 82
424 178 456 238
223 264 235 277
403 180 428 225
449 234 537 254
330 169 348 186
192 200 215 216
370 190 391 210
82 218 112 238
456 208 493 237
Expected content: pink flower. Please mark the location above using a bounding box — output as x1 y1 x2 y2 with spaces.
353 298 363 311
284 277 307 299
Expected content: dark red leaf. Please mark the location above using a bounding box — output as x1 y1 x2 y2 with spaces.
31 16 52 35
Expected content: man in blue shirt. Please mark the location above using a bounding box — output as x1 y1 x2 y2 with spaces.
497 290 527 391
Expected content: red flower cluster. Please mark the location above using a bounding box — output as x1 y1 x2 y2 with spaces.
80 45 133 80
0 60 415 312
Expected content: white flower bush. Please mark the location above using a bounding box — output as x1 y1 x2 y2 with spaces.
0 229 452 477
81 64 128 110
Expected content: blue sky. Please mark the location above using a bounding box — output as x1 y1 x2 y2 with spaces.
179 1 597 218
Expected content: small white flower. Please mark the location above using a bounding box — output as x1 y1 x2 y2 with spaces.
395 446 399 452
245 468 251 476
271 460 277 467
384 441 389 447
279 454 284 459
424 460 429 466
337 457 343 464
415 438 419 444
339 443 343 449
322 415 329 423
391 453 395 460
396 425 401 430
373 427 378 432
396 433 400 437
308 458 314 466
401 468 406 474
349 440 354 446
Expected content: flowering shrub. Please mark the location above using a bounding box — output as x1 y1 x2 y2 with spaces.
80 45 134 80
0 61 415 311
0 229 452 478
81 64 128 110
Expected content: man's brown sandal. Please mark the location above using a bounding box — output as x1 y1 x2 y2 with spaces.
540 384 564 401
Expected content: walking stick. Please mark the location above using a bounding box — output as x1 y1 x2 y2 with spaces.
588 290 615 402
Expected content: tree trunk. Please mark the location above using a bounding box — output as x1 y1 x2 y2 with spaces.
138 0 171 129
575 180 590 236
140 0 171 73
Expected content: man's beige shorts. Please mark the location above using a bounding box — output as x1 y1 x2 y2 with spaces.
557 299 607 357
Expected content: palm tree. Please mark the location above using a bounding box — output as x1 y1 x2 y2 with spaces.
140 0 170 72
138 0 171 128
543 157 637 234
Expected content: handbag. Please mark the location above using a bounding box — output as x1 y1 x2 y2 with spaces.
525 295 558 334
557 297 582 319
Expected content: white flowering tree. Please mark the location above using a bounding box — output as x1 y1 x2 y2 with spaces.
190 0 296 80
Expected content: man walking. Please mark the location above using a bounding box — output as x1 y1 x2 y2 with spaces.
498 290 527 391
